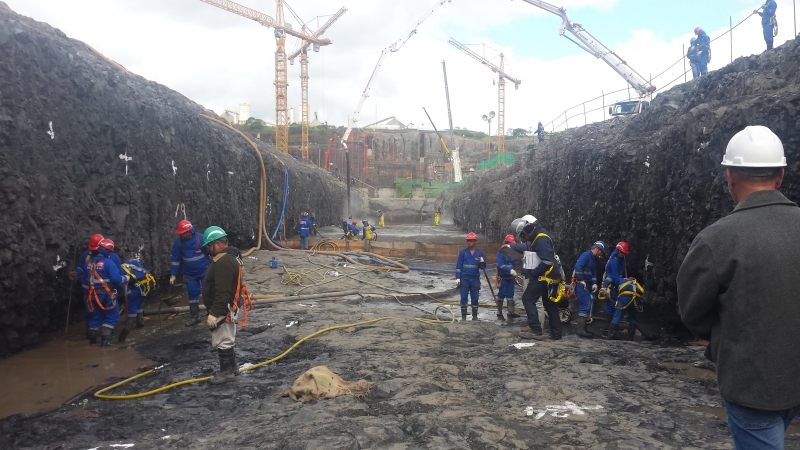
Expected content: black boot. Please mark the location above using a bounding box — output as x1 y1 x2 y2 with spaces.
767 40 774 50
608 324 622 340
472 306 479 321
185 303 202 327
602 314 613 338
88 329 98 345
576 317 593 338
100 327 114 347
208 347 237 385
461 307 468 322
507 299 521 318
496 299 505 321
628 324 637 341
136 311 145 328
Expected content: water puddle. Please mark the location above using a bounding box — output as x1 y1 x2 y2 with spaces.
691 406 800 435
661 362 717 380
0 334 154 419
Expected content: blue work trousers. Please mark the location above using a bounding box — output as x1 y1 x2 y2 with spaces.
699 53 708 75
725 400 800 450
459 277 480 307
186 276 205 304
690 62 700 79
605 291 617 316
764 25 774 45
86 293 119 330
300 236 309 250
127 289 144 317
576 283 592 317
498 279 515 300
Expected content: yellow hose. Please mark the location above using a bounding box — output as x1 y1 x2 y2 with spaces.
94 317 395 400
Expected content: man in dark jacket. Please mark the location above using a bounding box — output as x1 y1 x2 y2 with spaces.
202 226 243 385
678 126 800 449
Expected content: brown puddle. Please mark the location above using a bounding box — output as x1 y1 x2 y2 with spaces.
691 406 800 435
0 333 154 419
661 362 717 380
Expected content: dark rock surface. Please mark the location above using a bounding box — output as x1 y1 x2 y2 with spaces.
0 3 346 355
444 37 800 320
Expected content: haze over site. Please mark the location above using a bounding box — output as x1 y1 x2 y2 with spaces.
9 0 796 134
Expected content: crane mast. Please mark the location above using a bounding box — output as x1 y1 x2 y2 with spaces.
441 61 461 183
519 0 655 98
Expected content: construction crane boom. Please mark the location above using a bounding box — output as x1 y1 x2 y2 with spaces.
288 7 347 62
341 0 452 149
441 61 461 183
519 0 654 98
421 107 451 158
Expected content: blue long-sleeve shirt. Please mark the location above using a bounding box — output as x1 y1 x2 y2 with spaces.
496 252 516 281
170 228 210 279
760 0 777 25
78 248 121 291
696 30 710 52
573 249 597 285
602 249 626 290
82 248 125 296
506 225 555 279
297 218 311 237
456 247 486 279
347 224 359 236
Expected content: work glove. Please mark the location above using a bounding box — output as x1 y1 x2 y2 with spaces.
456 279 461 288
510 269 517 277
476 257 484 263
169 275 176 286
580 281 587 289
207 314 219 330
591 284 598 293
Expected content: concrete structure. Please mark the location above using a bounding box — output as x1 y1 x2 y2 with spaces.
374 117 406 130
238 103 251 125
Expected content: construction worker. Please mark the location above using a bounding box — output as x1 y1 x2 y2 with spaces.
496 234 520 321
121 259 156 330
687 37 701 79
170 219 211 327
757 0 778 50
347 220 360 240
297 212 312 250
573 241 606 338
201 226 243 385
678 126 800 449
341 218 349 237
361 219 377 241
536 121 544 143
455 232 486 322
694 27 711 76
434 208 441 226
377 210 385 228
82 238 126 346
503 215 562 340
600 242 631 340
310 212 319 236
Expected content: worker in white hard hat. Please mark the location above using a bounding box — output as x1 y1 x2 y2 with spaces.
678 126 800 450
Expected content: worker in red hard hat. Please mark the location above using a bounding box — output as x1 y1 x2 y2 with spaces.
170 219 211 326
600 241 631 339
495 234 520 321
693 27 710 76
455 232 486 322
81 238 126 346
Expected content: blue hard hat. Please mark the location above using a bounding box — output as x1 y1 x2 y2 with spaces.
593 241 608 253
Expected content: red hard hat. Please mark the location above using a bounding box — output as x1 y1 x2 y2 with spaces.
99 238 115 251
466 232 478 241
616 241 630 255
352 220 358 225
87 233 104 251
175 220 193 235
694 27 701 35
503 234 515 244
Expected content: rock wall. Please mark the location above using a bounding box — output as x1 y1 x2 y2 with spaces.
0 3 346 354
444 38 800 319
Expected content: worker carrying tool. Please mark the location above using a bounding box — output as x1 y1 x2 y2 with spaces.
572 241 607 338
496 234 520 321
344 220 360 240
756 0 778 50
600 242 632 340
455 232 486 322
377 210 385 228
297 212 312 250
361 219 377 241
202 226 251 385
434 207 441 226
121 259 156 331
170 219 211 327
82 238 127 346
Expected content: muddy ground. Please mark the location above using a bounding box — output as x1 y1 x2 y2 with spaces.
1 250 797 449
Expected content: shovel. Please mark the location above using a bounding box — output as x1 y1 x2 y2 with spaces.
482 267 503 320
117 286 130 343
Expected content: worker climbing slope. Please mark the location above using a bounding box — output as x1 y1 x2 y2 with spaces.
455 232 486 322
170 220 211 327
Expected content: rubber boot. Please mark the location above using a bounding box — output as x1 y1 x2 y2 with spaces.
136 311 145 328
88 329 98 345
208 347 237 385
100 327 115 347
507 299 521 318
472 306 479 321
602 314 613 338
496 299 505 321
185 303 202 327
576 317 593 338
608 324 622 340
767 40 774 50
461 307 468 322
628 324 637 341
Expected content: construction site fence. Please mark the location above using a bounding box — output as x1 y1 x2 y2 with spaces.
477 152 515 171
543 10 764 134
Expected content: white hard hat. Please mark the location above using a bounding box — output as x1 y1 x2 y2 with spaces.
721 126 786 167
520 214 537 225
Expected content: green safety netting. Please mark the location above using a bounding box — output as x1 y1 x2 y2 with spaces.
477 152 515 171
394 178 462 198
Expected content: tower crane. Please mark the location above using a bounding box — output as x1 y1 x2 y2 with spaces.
441 60 462 182
288 7 347 160
341 0 452 149
448 38 520 155
518 0 655 115
199 0 332 154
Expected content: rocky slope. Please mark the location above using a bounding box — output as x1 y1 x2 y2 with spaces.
0 3 346 355
444 38 800 319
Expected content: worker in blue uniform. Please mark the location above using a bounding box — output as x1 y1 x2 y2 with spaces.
310 212 319 236
757 0 778 50
456 232 486 322
687 37 701 79
170 219 211 327
361 219 377 241
297 212 312 250
496 234 520 321
573 241 607 338
694 27 711 76
83 239 126 346
122 259 156 330
600 241 630 339
536 122 545 142
341 218 349 237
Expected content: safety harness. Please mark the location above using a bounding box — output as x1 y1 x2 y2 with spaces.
226 256 253 327
86 260 116 313
527 233 568 305
122 264 157 296
615 278 645 312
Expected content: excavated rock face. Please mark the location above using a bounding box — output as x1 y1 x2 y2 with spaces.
445 38 800 319
0 4 345 355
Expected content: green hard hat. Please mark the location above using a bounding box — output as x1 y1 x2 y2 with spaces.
203 226 227 246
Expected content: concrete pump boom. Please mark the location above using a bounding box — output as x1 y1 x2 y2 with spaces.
519 0 655 98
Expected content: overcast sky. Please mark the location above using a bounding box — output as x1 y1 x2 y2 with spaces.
7 0 797 137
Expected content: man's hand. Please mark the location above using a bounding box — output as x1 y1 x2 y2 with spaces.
580 281 587 289
510 269 517 277
169 275 176 286
591 284 598 293
207 314 219 330
456 279 461 288
69 271 78 281
476 257 484 263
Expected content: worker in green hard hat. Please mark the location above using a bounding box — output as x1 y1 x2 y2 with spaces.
201 226 245 385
